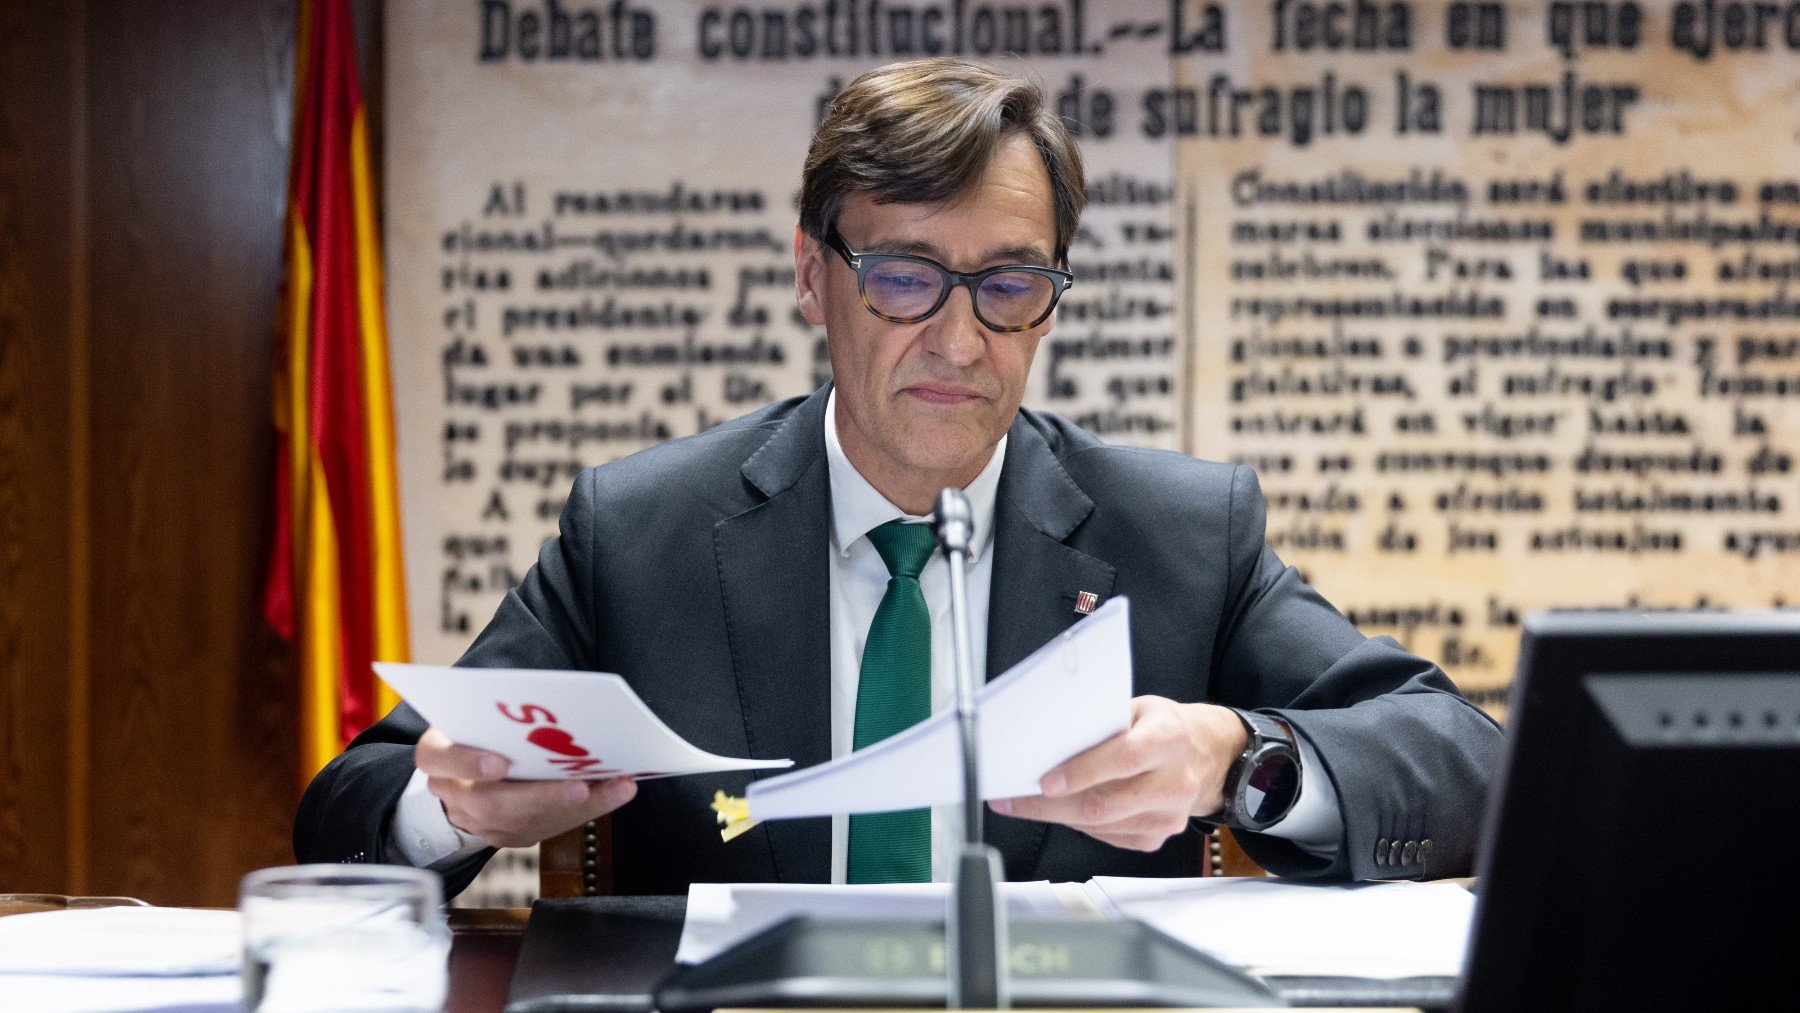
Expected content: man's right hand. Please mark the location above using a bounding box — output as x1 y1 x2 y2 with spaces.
415 725 638 849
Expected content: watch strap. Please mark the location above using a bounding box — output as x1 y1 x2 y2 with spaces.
1237 708 1294 750
1215 709 1302 832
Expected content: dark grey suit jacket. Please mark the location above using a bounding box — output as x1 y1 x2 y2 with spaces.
295 385 1502 897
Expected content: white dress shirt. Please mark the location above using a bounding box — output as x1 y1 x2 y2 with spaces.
822 390 1004 882
389 392 1343 871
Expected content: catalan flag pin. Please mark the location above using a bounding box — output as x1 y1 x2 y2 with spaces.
1074 591 1099 614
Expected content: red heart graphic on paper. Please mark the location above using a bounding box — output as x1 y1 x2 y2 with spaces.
526 726 589 758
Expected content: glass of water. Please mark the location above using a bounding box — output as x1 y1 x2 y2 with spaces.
239 864 449 1012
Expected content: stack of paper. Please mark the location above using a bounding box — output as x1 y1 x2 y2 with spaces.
745 597 1133 820
379 597 1133 833
374 663 795 780
1086 876 1475 979
0 907 242 1012
676 882 1083 965
675 875 1475 981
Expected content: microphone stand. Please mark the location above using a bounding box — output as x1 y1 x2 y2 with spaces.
935 488 1009 1010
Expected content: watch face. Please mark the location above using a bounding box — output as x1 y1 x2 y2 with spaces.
1242 748 1299 827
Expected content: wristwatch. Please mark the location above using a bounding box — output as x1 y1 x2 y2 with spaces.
1205 709 1303 833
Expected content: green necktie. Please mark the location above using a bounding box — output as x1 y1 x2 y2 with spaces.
847 520 937 884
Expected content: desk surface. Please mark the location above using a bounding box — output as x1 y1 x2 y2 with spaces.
0 899 1455 1012
500 896 1461 1013
448 908 532 1013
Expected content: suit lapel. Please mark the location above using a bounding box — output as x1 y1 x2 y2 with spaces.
714 387 833 884
982 416 1117 880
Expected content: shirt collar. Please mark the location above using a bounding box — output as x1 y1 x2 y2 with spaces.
824 387 1006 563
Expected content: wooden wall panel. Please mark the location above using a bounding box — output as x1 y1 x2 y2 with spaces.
80 0 300 906
0 0 384 908
0 2 76 895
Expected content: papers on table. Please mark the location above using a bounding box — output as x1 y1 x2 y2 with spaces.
0 974 239 1013
676 882 1079 964
0 907 242 1013
1085 876 1476 979
677 876 1474 981
744 596 1133 820
0 907 241 976
375 663 792 781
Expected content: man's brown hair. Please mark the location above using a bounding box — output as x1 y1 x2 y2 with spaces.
799 58 1085 265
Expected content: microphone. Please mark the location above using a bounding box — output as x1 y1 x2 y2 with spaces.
932 487 982 841
934 487 975 556
934 486 1007 1009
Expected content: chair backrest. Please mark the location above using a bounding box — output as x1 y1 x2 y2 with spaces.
1208 828 1269 877
538 816 613 898
539 819 1264 898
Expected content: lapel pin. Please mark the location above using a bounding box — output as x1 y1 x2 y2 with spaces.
1074 591 1099 614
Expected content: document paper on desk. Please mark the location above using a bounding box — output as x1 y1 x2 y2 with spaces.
744 596 1132 820
0 908 242 1013
677 882 1083 964
375 663 793 780
1086 876 1476 979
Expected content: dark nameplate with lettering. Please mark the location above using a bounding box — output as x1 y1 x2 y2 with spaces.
505 895 1458 1012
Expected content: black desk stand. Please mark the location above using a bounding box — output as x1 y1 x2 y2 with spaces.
505 895 1460 1013
655 914 1280 1010
650 489 1279 1011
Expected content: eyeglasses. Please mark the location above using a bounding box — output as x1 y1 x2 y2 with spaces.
824 232 1074 333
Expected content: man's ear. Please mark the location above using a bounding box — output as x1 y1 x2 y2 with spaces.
794 224 828 327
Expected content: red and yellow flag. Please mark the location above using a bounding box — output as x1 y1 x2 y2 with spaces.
264 0 409 781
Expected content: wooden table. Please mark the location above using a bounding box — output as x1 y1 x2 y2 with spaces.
447 908 531 1013
4 898 1452 1011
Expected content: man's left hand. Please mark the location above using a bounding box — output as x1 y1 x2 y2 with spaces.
990 696 1248 852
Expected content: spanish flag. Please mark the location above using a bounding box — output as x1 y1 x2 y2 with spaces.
263 0 410 782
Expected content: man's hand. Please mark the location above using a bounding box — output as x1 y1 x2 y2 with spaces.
415 726 638 849
990 697 1248 852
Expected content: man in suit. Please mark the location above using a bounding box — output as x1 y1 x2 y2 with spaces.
295 58 1501 897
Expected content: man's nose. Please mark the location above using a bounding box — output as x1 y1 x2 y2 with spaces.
925 284 987 367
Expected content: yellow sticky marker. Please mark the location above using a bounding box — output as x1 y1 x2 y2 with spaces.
712 791 758 843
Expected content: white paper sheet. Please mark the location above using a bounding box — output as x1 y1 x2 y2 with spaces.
375 663 792 780
745 597 1132 820
1086 876 1475 979
0 907 241 977
0 973 240 1013
676 882 1077 964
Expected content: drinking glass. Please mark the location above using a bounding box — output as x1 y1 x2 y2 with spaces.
239 864 449 1012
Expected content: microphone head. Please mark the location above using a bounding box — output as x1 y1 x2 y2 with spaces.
934 487 974 554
